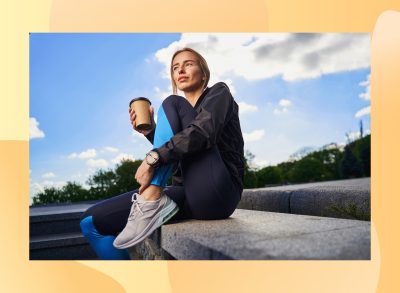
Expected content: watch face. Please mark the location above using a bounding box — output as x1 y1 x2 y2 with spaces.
146 151 159 165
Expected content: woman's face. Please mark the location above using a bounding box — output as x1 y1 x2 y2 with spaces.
172 51 205 93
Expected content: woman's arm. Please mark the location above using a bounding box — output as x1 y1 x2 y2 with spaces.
155 82 233 164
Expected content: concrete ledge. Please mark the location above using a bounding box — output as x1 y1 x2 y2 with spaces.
30 201 96 216
30 232 87 250
30 212 83 237
30 232 97 260
237 178 370 220
161 209 370 260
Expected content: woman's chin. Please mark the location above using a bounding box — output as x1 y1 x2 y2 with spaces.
177 84 201 93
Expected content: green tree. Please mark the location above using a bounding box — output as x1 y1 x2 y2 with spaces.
306 148 343 181
32 187 62 205
60 181 89 202
87 169 118 199
276 161 296 184
114 159 142 193
360 135 371 176
256 166 282 187
243 150 255 171
288 156 325 183
244 169 258 188
242 150 257 188
340 145 363 178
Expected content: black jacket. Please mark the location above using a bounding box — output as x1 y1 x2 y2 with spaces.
146 82 245 191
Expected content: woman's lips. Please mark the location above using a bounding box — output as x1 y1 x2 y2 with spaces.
178 77 188 82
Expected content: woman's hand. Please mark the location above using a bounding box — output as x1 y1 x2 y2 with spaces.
135 160 155 194
129 106 156 136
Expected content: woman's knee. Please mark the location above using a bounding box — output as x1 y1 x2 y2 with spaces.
161 94 195 117
162 94 187 108
158 95 196 134
80 204 107 237
80 205 94 221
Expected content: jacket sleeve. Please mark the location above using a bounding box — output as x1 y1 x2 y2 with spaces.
156 82 233 164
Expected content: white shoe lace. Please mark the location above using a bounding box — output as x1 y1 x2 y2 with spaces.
128 193 144 221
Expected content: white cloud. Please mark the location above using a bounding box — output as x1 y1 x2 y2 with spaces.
254 159 271 168
69 148 97 159
274 99 292 115
30 182 44 194
86 158 108 168
337 142 346 151
31 176 83 204
273 107 289 115
346 129 371 142
243 129 265 143
359 74 371 100
355 106 371 118
41 180 66 188
111 153 136 164
346 131 362 141
238 102 258 114
71 171 89 180
155 33 370 83
42 172 56 179
103 146 119 153
279 99 292 107
219 79 236 95
156 84 174 100
29 117 45 140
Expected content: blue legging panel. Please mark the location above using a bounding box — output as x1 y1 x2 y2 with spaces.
80 216 130 260
150 103 175 187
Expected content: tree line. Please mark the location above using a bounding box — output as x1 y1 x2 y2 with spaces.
243 134 370 188
31 134 370 206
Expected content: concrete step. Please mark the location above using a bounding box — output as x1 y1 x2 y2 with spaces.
30 212 83 237
30 202 95 237
30 232 97 260
161 209 370 260
238 178 370 220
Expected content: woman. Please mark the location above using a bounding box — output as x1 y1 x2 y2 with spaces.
80 47 245 260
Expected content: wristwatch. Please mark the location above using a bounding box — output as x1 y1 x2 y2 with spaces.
145 150 160 168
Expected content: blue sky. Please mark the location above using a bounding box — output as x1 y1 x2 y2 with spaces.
29 33 371 203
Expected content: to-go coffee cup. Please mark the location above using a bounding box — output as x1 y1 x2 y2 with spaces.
129 97 152 131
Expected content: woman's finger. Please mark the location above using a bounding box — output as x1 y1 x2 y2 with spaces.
139 182 149 194
139 185 144 194
129 109 135 120
131 115 137 129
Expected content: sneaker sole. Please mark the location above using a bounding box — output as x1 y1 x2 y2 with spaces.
114 197 179 249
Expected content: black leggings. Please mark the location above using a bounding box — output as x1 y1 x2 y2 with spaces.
80 95 242 258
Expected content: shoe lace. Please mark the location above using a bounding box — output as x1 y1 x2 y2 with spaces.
128 193 144 221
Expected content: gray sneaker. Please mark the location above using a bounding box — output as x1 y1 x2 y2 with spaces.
113 192 179 249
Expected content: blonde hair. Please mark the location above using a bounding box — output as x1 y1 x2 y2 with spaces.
170 47 210 95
